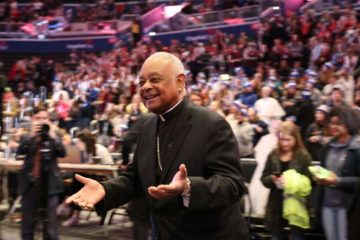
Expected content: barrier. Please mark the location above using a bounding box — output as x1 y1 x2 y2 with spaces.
0 36 117 53
150 20 258 45
0 160 119 176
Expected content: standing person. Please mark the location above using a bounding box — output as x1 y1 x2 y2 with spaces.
315 106 360 240
230 108 254 158
348 181 360 240
66 52 249 239
131 18 142 46
305 104 331 162
295 90 315 141
17 106 65 240
247 107 269 147
261 121 313 240
121 113 152 167
254 85 285 125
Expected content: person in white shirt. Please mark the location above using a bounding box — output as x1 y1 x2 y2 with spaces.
230 108 254 158
254 86 285 125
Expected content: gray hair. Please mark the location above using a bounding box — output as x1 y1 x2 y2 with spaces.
143 52 185 76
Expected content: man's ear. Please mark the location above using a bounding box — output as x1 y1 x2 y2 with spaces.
176 74 186 91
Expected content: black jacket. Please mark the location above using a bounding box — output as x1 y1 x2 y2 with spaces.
261 149 312 235
96 100 249 240
320 136 360 208
348 181 360 240
17 136 66 195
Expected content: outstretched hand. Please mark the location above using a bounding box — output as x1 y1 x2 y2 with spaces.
65 174 106 210
315 171 338 186
148 164 188 200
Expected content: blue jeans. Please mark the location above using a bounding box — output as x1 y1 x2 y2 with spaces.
322 207 347 240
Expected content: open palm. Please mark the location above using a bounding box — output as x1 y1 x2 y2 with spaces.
66 174 106 209
148 164 188 199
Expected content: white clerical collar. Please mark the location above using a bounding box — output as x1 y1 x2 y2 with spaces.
158 97 184 122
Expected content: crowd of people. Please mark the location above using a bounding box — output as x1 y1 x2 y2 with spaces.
180 0 259 15
1 2 360 240
0 0 63 23
0 0 159 24
0 0 260 25
4 4 360 152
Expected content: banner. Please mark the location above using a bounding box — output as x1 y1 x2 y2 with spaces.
0 37 117 53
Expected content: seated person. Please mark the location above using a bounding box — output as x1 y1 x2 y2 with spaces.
62 130 114 226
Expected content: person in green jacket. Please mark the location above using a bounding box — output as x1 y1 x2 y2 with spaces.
261 121 312 240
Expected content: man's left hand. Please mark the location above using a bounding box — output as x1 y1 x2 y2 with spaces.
148 164 188 199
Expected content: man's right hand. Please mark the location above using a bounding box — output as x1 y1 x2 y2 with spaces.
30 121 42 137
65 174 106 210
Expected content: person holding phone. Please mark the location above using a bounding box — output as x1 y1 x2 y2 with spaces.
261 121 312 240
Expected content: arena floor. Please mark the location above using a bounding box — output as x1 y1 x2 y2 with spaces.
0 208 134 240
0 203 324 240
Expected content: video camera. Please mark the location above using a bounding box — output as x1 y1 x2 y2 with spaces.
36 124 53 171
37 123 50 141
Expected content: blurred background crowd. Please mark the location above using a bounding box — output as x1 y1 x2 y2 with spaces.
1 0 360 239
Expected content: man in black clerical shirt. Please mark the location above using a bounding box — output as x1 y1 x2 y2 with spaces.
66 52 249 240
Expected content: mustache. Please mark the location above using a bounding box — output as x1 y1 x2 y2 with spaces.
141 90 159 97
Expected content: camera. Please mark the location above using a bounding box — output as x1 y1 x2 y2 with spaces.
38 124 52 170
37 123 50 141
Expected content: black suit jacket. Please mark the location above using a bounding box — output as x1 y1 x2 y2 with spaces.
98 100 249 239
17 136 66 195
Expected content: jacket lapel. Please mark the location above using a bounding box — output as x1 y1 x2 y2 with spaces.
138 116 157 188
160 105 192 183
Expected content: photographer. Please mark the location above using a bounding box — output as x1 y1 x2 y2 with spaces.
17 106 66 240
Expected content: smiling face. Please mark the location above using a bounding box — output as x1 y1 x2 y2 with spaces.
329 115 348 138
138 53 185 114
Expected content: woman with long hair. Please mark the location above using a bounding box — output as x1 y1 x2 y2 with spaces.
261 121 312 240
316 106 360 240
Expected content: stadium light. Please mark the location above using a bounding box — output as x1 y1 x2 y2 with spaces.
272 0 281 11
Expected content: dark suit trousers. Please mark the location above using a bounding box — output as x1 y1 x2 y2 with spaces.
21 183 59 240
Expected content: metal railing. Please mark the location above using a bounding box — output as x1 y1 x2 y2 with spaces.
300 0 360 12
187 5 260 25
152 5 260 33
0 20 130 40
